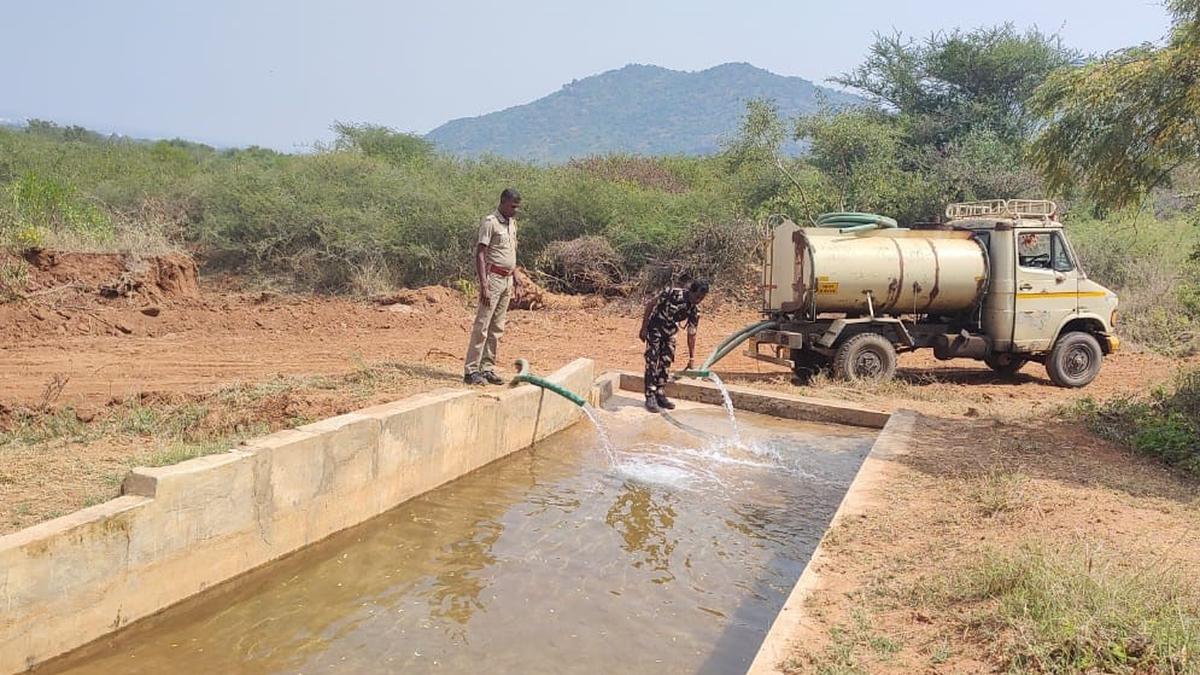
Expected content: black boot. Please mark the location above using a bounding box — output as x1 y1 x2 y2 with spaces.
644 394 662 413
655 392 676 410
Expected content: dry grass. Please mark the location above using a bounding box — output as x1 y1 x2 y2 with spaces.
1115 257 1200 356
971 469 1030 517
348 255 396 298
535 235 626 295
32 198 184 257
784 609 902 675
924 544 1200 673
0 257 30 302
0 360 461 534
784 409 1200 674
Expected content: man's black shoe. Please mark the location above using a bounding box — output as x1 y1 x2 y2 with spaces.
645 395 662 413
655 392 676 410
482 371 505 385
464 373 486 386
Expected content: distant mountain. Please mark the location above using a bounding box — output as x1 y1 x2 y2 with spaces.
425 63 862 163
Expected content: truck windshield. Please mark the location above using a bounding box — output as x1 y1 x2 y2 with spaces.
1018 232 1075 272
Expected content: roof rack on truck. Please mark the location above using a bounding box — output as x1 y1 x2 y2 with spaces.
945 199 1057 221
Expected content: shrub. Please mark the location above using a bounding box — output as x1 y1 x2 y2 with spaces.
1067 213 1200 355
535 236 625 295
0 171 113 249
567 155 689 193
1076 370 1200 475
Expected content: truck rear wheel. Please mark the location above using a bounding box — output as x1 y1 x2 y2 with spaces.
1046 332 1103 388
833 332 897 383
984 353 1028 378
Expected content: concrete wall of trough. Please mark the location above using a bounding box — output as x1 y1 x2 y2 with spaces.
618 373 890 429
746 409 915 674
0 358 596 674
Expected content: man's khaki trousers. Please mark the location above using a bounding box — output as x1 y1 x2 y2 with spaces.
464 273 513 375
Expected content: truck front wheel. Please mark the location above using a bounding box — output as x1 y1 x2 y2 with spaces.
833 332 897 383
1046 332 1103 388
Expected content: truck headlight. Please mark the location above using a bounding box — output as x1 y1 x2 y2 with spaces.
1111 309 1118 327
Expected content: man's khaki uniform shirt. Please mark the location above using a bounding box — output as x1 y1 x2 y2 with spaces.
478 211 517 270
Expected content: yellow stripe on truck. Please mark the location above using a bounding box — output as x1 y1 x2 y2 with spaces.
1015 291 1109 299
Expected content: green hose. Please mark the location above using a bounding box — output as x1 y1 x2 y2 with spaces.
509 359 587 406
674 320 779 380
815 212 898 233
702 320 778 370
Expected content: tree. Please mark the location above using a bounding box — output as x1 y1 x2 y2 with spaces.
1031 0 1200 209
723 98 789 171
769 25 1072 223
24 119 103 144
836 25 1077 147
796 107 932 220
722 99 829 222
331 122 435 166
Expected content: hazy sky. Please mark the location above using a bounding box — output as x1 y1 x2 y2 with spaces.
0 0 1172 150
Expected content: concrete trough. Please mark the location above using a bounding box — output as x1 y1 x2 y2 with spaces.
4 362 912 674
0 359 596 674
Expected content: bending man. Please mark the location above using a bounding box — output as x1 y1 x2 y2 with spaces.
638 278 709 412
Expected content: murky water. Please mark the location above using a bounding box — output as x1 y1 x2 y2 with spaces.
46 396 873 675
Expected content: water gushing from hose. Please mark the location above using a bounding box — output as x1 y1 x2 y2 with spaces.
705 372 741 445
580 403 617 465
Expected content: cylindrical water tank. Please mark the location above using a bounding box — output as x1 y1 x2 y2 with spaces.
791 229 987 315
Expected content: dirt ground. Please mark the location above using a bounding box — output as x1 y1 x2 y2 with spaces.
781 415 1200 673
2 253 1198 672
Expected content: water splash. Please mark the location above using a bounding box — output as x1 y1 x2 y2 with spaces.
582 392 819 492
705 372 742 445
581 403 618 464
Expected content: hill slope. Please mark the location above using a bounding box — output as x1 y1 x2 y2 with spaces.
426 63 861 162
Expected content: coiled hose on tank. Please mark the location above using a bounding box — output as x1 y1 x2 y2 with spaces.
815 212 899 234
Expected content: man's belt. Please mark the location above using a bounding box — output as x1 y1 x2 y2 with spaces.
488 265 514 277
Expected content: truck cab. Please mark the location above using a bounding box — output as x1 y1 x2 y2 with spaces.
747 200 1119 388
949 200 1119 382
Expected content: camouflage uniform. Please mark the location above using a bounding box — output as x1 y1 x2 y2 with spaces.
644 288 700 398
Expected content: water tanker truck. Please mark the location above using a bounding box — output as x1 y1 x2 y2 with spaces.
742 200 1119 387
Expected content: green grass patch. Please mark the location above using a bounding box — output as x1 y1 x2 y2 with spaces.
937 544 1200 673
1074 369 1200 476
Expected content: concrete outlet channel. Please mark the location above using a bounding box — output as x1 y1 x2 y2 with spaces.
1 360 912 674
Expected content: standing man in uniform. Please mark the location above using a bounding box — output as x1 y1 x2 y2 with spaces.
464 188 521 385
638 278 710 412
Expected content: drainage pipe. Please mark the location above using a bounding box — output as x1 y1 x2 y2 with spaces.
509 359 587 406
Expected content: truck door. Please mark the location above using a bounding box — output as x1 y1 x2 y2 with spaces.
1012 230 1079 351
